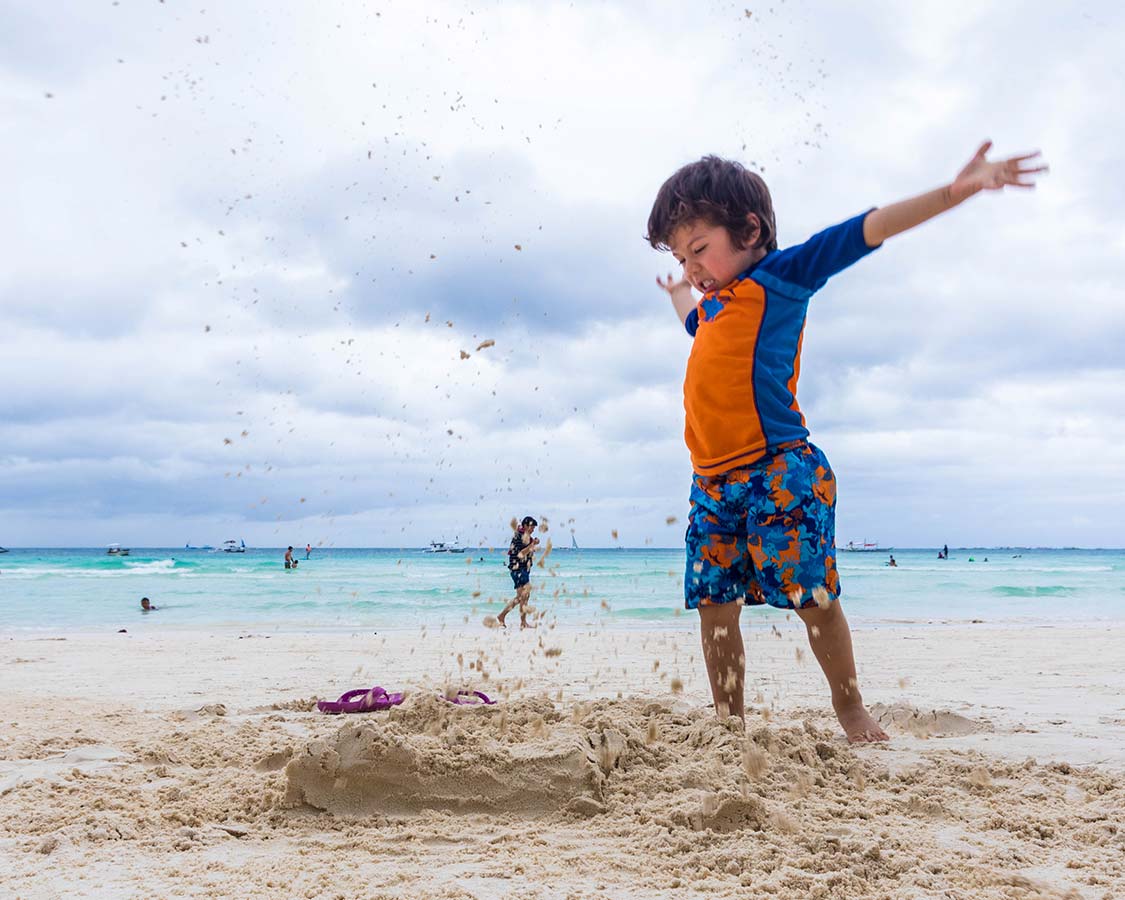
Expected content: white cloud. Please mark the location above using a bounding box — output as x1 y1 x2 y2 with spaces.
2 0 1123 548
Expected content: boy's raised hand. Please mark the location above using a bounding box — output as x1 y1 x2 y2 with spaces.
657 272 697 327
864 140 1050 245
656 272 692 297
951 140 1048 202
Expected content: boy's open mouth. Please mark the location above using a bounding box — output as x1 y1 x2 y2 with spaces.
700 278 717 292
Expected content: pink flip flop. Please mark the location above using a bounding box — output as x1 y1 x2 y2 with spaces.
443 690 496 706
317 686 404 715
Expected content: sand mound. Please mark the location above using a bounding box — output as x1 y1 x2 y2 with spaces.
872 702 990 738
283 694 856 825
285 693 604 815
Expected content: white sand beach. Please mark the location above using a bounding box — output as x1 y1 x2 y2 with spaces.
2 621 1123 899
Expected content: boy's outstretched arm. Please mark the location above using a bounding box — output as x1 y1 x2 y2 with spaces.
657 273 696 325
863 140 1047 247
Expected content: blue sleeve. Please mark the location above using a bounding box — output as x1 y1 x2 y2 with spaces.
754 209 880 301
684 308 699 336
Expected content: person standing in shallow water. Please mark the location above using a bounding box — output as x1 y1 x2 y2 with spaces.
498 516 539 629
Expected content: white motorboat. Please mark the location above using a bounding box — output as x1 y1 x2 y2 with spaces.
221 539 246 553
107 543 130 556
423 540 466 553
843 540 881 552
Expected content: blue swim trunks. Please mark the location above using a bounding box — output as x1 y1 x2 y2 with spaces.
684 441 840 611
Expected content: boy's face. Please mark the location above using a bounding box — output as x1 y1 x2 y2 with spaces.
668 218 762 295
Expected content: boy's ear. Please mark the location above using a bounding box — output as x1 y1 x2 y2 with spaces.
745 213 762 247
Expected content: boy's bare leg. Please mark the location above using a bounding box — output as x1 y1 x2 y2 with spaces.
497 594 518 628
698 602 745 720
795 599 888 743
498 584 530 628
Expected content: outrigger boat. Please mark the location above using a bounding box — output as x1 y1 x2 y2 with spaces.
423 540 466 553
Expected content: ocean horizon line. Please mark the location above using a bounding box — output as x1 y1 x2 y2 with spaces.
3 545 1124 552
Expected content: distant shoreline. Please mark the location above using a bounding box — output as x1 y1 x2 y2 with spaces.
4 545 1124 552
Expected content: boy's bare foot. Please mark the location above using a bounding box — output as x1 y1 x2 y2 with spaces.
497 612 507 628
520 621 536 630
836 703 889 743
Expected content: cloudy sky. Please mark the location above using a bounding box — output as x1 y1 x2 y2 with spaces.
2 0 1123 549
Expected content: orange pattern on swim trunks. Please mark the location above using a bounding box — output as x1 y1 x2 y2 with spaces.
825 559 839 594
778 528 803 565
702 536 740 569
812 465 836 506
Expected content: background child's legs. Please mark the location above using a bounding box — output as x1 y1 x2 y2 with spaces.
794 599 888 742
698 602 745 719
498 583 531 626
515 583 532 626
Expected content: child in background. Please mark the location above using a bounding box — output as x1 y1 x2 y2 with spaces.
647 141 1045 741
498 516 540 629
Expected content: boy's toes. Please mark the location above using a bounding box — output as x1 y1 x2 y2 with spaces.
838 706 889 743
847 726 889 744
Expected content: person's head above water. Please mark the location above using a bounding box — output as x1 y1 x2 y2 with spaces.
140 596 153 610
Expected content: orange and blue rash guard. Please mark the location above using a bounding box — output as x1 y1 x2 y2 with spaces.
683 210 879 476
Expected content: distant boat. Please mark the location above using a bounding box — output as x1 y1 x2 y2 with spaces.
184 543 215 550
221 539 246 553
571 534 579 550
0 546 9 553
424 540 466 553
107 543 130 556
843 540 880 552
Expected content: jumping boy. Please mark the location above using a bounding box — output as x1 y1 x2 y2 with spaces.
647 140 1045 742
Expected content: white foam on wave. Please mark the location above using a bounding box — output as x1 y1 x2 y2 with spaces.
122 559 179 573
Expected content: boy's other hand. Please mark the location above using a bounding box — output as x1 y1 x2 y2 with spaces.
656 273 692 299
951 140 1048 202
659 272 699 327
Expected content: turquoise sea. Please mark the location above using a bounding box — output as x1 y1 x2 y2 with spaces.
1 547 1123 633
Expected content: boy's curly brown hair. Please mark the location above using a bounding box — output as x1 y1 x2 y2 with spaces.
646 156 777 254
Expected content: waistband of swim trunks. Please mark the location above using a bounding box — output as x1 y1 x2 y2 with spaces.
698 439 810 480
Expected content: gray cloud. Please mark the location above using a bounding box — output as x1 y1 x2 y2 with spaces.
2 0 1123 549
